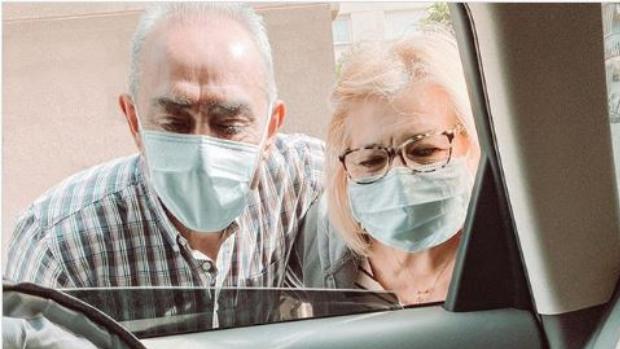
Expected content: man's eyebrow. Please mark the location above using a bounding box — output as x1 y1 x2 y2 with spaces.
152 96 195 110
206 101 255 120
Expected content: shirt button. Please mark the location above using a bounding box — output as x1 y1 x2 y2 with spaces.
202 261 215 273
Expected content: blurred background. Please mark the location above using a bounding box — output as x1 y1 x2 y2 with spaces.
2 2 447 262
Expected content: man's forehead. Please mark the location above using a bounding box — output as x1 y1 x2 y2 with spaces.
144 14 263 73
138 14 269 112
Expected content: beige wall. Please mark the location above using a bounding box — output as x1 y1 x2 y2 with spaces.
2 2 336 261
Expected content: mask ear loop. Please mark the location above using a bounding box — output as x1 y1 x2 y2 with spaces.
258 100 274 146
136 112 143 133
447 147 476 198
131 97 145 135
132 104 157 186
248 100 275 187
448 122 478 192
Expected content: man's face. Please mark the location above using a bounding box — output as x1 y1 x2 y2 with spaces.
135 15 272 145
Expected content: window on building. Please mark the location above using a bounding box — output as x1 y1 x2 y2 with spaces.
384 10 425 40
333 16 352 45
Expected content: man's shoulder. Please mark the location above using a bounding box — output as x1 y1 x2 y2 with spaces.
266 133 325 190
272 133 325 170
274 133 325 154
25 154 143 229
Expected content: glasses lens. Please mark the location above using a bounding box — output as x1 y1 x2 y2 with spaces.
403 134 451 172
344 148 390 183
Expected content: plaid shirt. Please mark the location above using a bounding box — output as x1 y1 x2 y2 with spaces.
5 133 324 289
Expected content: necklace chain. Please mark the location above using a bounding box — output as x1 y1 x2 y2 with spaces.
413 255 453 303
369 251 455 304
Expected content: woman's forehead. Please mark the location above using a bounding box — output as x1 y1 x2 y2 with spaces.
344 87 458 149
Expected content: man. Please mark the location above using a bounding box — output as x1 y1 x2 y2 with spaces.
5 3 324 288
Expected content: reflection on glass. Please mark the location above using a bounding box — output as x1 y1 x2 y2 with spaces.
63 287 401 338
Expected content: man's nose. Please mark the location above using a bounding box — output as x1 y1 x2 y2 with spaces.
192 122 211 136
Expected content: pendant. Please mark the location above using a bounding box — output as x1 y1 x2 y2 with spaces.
415 288 432 303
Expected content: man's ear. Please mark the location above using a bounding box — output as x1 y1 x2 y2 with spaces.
250 100 286 190
263 99 286 156
119 94 143 151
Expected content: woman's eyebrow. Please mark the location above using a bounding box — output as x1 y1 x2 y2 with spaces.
355 142 385 150
399 128 437 140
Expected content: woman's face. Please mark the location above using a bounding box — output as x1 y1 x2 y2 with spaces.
344 82 470 172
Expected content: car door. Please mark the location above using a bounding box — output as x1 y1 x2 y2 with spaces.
461 4 620 349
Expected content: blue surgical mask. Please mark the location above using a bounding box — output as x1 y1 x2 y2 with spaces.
140 105 271 233
347 158 473 253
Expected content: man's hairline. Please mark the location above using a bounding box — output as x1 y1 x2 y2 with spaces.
129 4 277 104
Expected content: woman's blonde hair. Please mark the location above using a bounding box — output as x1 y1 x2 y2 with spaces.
326 27 480 256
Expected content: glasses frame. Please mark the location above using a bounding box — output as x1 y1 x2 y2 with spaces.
339 123 465 184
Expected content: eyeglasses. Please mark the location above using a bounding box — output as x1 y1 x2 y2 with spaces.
339 123 465 184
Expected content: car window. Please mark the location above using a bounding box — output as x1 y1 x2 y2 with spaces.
3 1 480 337
602 4 620 195
63 287 401 338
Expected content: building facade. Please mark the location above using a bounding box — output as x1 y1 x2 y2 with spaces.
331 2 433 63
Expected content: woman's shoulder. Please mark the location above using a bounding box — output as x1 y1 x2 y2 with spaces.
304 194 345 250
299 194 356 275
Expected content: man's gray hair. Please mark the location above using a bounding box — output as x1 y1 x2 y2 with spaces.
129 2 277 101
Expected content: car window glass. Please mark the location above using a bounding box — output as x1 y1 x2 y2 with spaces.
3 1 481 337
63 287 401 337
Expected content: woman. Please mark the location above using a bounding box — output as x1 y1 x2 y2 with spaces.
295 29 480 305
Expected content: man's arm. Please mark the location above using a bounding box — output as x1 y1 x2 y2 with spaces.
4 209 74 288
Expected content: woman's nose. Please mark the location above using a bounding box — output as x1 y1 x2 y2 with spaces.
391 153 408 169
